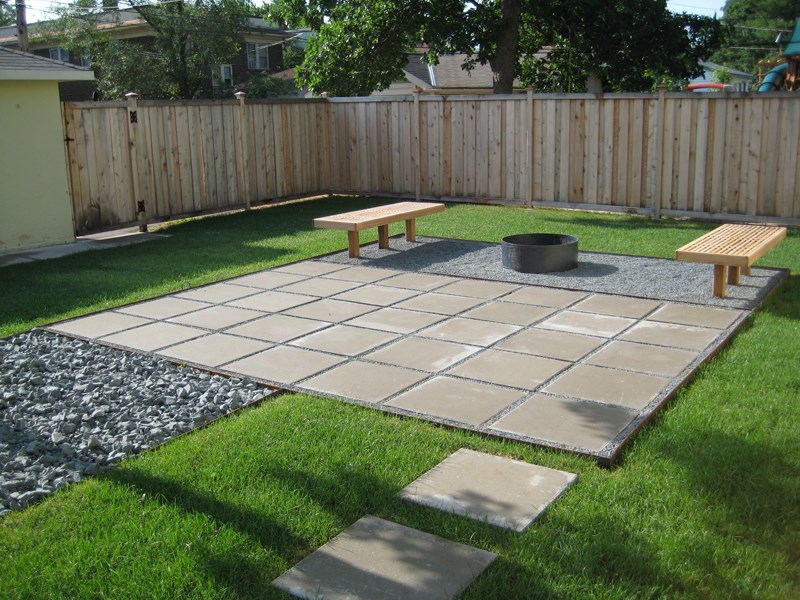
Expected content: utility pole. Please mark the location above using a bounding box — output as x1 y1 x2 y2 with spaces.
15 0 29 54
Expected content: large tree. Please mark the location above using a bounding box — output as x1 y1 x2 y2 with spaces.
521 1 722 92
50 0 252 99
712 0 800 77
267 0 721 95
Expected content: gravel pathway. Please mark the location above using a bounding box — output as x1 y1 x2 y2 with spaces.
0 331 271 517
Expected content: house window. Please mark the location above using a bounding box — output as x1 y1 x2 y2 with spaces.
49 47 69 63
246 42 269 70
80 54 91 68
212 64 233 88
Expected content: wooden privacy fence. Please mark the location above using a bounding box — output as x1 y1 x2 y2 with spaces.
63 90 800 232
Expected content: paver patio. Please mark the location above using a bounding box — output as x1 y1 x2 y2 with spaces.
44 236 784 464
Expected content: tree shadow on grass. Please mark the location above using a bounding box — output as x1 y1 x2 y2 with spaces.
105 467 303 599
653 424 800 571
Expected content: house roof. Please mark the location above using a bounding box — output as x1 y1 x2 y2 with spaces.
405 53 498 89
0 46 94 81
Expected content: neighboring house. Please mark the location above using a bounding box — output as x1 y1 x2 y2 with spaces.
0 10 292 100
0 47 94 252
688 61 753 92
373 53 523 96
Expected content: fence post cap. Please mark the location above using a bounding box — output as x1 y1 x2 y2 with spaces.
234 91 246 100
124 92 139 99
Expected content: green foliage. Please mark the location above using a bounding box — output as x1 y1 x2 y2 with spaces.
713 65 733 83
51 0 251 99
238 71 298 97
0 0 14 27
267 0 722 96
520 1 722 92
281 40 305 68
712 0 800 75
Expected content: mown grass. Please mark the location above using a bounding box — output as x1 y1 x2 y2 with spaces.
1 197 799 599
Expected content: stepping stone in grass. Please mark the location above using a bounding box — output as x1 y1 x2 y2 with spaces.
272 515 496 600
399 448 577 532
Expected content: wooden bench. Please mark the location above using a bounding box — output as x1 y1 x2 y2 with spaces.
675 223 786 298
313 202 445 258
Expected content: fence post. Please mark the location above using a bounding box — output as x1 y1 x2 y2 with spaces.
234 91 251 211
526 87 534 208
412 88 421 202
652 84 667 220
125 92 146 232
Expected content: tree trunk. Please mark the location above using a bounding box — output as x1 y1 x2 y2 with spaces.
490 0 522 94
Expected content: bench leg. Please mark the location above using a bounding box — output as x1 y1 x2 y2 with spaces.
727 266 741 286
405 218 416 242
713 264 727 298
378 225 390 249
347 231 360 258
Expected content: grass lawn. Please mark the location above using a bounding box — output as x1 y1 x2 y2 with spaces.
1 197 799 598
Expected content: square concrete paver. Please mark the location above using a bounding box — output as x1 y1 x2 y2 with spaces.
323 265 403 283
572 294 661 319
379 272 458 291
49 312 153 339
436 279 519 299
175 282 259 304
333 284 421 306
490 394 638 452
649 303 742 329
587 341 699 378
224 346 344 384
399 448 577 531
366 337 480 372
299 361 429 403
290 325 399 356
227 271 307 289
279 278 364 298
543 364 669 410
272 515 496 600
347 307 448 334
157 333 272 367
226 314 329 343
394 293 485 315
538 311 636 338
168 306 263 330
418 318 520 347
462 301 557 327
117 297 209 320
448 349 569 390
285 299 377 323
227 290 314 313
100 322 205 352
620 320 721 351
273 261 348 276
496 328 605 362
386 377 525 426
502 287 586 308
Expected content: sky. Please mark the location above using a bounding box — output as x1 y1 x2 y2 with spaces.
18 0 727 24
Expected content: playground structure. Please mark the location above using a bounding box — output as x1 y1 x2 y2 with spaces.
758 17 800 91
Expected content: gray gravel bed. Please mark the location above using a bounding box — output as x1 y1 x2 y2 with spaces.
319 237 787 310
0 331 271 517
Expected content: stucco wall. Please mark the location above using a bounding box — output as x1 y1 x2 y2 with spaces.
0 80 75 252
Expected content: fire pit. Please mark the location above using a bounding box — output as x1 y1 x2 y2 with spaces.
501 233 578 273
